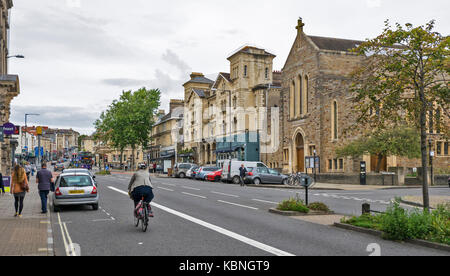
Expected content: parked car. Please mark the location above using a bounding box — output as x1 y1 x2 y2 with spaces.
245 167 288 185
63 168 97 185
221 160 268 184
173 163 196 178
138 163 147 170
195 167 221 180
52 172 99 212
189 167 200 179
186 166 199 179
54 163 65 172
206 169 223 182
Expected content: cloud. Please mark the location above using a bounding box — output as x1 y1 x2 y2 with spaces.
9 105 101 135
162 49 192 75
366 0 382 8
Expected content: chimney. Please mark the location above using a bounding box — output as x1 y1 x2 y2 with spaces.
169 99 184 112
296 17 305 34
190 72 204 80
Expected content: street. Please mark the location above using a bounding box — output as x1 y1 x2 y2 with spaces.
50 173 449 256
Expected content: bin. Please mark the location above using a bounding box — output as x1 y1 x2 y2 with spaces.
168 168 173 177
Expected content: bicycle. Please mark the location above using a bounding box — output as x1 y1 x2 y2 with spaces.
134 197 152 232
287 172 303 186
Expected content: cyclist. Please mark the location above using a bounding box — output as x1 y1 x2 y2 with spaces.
128 165 154 217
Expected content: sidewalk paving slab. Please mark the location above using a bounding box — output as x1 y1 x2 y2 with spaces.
0 175 54 256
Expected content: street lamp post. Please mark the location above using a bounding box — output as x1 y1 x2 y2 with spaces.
24 113 39 159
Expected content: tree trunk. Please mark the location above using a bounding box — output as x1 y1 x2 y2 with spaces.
120 150 124 170
375 153 383 173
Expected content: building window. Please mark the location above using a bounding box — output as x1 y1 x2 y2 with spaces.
244 65 248 77
304 75 309 114
298 75 303 116
332 100 338 140
437 142 442 155
334 159 338 171
328 159 332 170
283 149 289 162
265 68 269 79
290 80 296 119
445 142 449 155
339 159 343 170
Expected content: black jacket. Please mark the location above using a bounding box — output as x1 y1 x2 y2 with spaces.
239 167 247 177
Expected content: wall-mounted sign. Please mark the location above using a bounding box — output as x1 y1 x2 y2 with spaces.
2 123 15 135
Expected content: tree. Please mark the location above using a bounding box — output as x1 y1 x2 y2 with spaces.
94 87 161 170
336 127 421 172
350 20 449 210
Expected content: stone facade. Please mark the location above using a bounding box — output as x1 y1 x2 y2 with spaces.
281 18 449 175
0 0 19 176
182 46 284 168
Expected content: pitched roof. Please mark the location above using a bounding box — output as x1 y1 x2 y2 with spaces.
183 76 214 86
192 88 206 98
309 36 364 52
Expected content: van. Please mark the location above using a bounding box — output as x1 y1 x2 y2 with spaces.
221 160 268 184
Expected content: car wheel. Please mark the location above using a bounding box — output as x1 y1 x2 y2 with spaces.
53 205 60 212
282 178 288 185
215 176 221 182
232 176 241 184
253 178 261 185
179 172 185 179
92 204 99 210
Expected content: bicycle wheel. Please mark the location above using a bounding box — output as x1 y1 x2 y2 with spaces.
141 204 148 232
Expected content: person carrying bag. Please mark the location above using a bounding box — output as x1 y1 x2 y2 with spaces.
11 164 29 217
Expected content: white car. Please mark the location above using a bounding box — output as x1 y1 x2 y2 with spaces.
52 172 99 212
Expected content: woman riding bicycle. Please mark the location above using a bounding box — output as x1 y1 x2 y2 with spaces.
128 165 154 217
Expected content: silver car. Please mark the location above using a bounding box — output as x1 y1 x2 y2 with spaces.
52 172 99 212
245 167 289 185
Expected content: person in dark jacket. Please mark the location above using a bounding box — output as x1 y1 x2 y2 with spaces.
0 171 4 195
36 163 53 214
239 164 247 187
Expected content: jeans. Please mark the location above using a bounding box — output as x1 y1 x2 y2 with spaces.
39 190 50 213
131 186 154 207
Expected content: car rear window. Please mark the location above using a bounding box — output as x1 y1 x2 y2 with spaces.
60 175 93 187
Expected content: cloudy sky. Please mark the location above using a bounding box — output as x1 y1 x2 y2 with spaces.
8 0 449 135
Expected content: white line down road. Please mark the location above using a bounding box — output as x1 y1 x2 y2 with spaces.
107 186 294 256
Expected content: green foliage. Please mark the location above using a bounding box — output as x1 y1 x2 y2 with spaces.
277 198 310 213
96 170 111 175
350 20 449 136
343 202 450 245
94 87 161 169
336 126 421 166
342 214 382 230
307 202 331 212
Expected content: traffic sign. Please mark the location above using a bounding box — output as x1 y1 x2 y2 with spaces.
36 126 43 135
2 123 15 135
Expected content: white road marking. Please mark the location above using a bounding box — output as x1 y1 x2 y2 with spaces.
252 199 279 205
160 183 176 187
218 200 259 210
182 192 207 199
182 186 201 191
157 186 174 192
107 186 293 256
211 191 239 198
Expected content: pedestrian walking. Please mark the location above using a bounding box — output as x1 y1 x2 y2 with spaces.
0 171 5 195
31 163 36 176
239 164 247 187
36 163 54 214
10 164 29 217
25 162 31 181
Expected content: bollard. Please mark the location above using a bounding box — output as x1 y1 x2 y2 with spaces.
362 203 371 215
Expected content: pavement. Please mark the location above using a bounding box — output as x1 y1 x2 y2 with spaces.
400 195 450 209
0 174 54 256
